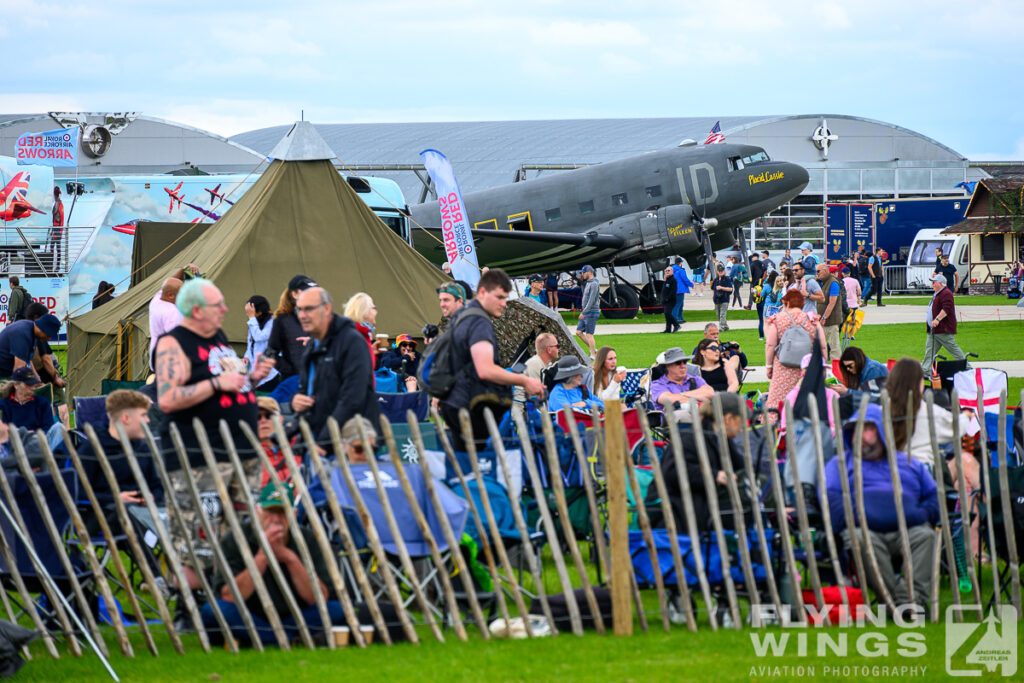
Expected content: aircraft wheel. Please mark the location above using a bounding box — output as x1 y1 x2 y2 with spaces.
600 284 640 319
639 281 665 314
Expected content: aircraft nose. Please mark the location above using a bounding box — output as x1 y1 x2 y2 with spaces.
783 162 809 194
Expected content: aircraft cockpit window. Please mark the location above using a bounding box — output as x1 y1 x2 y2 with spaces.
579 200 594 214
545 207 562 222
729 157 744 171
644 185 662 199
611 192 628 206
741 151 770 165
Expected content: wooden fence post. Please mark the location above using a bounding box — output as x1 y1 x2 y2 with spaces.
604 399 632 636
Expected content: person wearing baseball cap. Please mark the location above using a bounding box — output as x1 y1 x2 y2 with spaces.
576 266 600 358
526 274 546 305
0 366 53 435
265 274 320 386
0 313 61 379
203 480 346 647
922 272 966 374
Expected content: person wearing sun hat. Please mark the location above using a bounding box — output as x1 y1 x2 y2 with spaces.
203 480 345 647
379 333 420 391
547 356 604 413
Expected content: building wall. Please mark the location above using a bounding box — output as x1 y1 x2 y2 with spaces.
0 114 262 176
725 116 985 254
966 233 1020 294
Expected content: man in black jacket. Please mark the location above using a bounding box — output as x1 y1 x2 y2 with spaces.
292 287 379 450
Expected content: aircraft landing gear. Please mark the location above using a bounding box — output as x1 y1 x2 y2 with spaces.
600 265 640 319
639 261 665 314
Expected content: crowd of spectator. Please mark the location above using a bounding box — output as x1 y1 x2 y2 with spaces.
0 245 990 647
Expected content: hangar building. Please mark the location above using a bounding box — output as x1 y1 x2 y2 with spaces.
233 114 992 254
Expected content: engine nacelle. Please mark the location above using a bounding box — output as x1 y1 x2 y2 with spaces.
658 205 702 255
600 204 707 264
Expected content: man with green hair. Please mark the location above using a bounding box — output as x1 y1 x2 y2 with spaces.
154 277 276 594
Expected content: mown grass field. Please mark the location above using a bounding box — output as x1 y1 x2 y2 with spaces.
595 320 1024 370
17 614 963 682
560 294 1019 326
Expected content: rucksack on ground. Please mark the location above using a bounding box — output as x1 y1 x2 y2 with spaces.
776 310 813 368
418 308 489 399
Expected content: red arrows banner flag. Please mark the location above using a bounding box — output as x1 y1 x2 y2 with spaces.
420 149 480 288
15 127 79 167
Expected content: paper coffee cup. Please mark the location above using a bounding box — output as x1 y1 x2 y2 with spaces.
359 625 375 645
331 626 350 647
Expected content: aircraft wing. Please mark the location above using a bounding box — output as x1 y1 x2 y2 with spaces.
412 227 624 276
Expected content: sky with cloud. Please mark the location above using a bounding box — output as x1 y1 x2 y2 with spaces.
1 0 1021 159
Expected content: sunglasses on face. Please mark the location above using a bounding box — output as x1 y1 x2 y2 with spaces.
258 411 274 420
705 345 720 352
349 443 366 454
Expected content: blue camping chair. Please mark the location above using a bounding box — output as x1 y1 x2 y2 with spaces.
73 396 108 431
0 469 93 630
330 462 469 619
629 528 776 588
377 392 429 425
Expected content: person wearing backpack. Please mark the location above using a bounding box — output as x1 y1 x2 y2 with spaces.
431 269 545 452
763 289 827 420
814 263 846 361
6 276 30 324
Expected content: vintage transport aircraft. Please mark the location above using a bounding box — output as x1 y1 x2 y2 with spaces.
408 141 808 317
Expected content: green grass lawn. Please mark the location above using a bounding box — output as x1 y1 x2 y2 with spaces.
597 320 1024 372
15 611 965 682
884 294 1016 306
563 309 760 326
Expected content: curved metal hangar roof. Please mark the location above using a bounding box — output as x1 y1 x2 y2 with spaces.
231 115 967 198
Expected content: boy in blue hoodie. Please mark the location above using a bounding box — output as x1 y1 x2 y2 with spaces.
824 404 939 610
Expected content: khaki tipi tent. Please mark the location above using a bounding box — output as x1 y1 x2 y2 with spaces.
67 121 446 397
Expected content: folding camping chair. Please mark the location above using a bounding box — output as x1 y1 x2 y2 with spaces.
377 391 440 457
0 469 94 635
440 447 540 606
329 462 473 623
629 527 777 624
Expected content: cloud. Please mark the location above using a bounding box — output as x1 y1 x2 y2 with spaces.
530 20 649 47
162 99 307 137
82 232 131 269
966 136 1024 161
213 18 323 57
70 270 97 294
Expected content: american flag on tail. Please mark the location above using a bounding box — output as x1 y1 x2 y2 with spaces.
703 121 725 145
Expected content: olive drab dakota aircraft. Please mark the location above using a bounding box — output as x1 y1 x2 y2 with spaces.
408 141 809 317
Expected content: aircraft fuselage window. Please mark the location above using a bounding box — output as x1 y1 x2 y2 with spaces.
611 192 628 206
644 185 662 199
579 200 594 214
545 208 561 222
741 151 770 165
729 157 745 171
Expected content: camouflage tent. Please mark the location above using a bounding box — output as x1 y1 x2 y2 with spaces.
492 297 588 367
67 122 446 397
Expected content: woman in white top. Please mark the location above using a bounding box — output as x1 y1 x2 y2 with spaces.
593 346 627 401
244 295 280 389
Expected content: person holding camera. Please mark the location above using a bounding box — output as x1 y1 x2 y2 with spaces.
692 322 747 371
379 333 420 392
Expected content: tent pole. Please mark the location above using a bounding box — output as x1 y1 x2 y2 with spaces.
115 322 124 381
